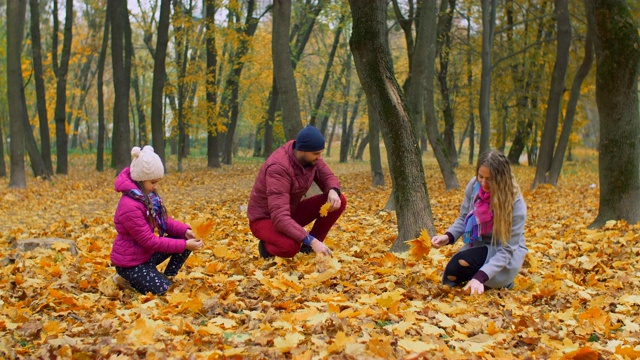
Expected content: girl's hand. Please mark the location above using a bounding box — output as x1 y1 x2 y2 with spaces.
186 239 204 251
431 235 450 248
185 229 196 239
464 279 485 295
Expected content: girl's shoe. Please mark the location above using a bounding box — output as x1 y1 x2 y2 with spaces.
113 274 133 291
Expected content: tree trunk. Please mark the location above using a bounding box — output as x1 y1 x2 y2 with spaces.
272 0 303 140
418 0 459 190
479 0 496 155
0 123 6 177
339 53 353 163
20 87 49 178
110 0 131 173
464 6 475 165
354 132 368 161
309 14 343 127
532 0 571 189
150 0 171 167
96 0 110 172
588 0 640 227
349 0 436 252
222 0 258 165
54 0 73 174
368 102 385 187
436 0 458 167
29 0 53 174
7 0 27 188
205 0 220 168
547 1 593 185
132 72 147 145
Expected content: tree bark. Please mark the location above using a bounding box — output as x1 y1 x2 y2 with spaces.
547 0 593 185
205 0 220 168
222 0 259 165
309 14 344 127
339 53 353 163
54 0 73 174
436 0 458 167
479 0 496 155
7 0 27 188
532 0 571 189
367 102 384 187
110 0 131 173
588 0 640 227
417 0 459 190
150 0 171 167
272 0 303 140
96 0 110 172
29 0 53 174
349 0 436 252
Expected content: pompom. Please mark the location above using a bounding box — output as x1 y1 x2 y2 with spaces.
131 146 142 159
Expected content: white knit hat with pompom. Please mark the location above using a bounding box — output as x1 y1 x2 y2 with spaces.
130 146 164 181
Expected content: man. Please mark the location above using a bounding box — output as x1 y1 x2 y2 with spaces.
247 125 347 258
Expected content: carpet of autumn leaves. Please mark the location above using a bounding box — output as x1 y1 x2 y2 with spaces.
1 151 640 359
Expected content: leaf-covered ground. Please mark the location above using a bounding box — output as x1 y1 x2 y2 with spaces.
1 152 639 359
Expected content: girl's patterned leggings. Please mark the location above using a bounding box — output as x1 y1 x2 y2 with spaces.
116 250 191 295
442 246 488 287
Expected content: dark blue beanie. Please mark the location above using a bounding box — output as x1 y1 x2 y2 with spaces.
294 125 325 152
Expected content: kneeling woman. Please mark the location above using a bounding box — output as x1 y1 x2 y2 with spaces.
431 150 527 295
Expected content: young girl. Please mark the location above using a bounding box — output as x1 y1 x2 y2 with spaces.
431 150 527 295
110 146 204 295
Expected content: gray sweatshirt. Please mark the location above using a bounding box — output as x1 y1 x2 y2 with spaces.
446 177 528 288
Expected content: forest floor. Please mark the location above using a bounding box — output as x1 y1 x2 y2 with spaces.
1 149 639 359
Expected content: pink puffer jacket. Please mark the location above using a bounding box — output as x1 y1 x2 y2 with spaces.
110 167 189 267
247 140 340 241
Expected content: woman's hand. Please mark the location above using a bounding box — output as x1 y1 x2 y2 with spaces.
464 279 485 295
186 239 204 251
185 229 196 239
431 235 450 248
310 238 333 256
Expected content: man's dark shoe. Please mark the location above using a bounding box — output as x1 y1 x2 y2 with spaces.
299 244 313 255
258 241 274 259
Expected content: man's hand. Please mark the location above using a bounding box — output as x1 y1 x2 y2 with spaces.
327 189 341 212
464 279 485 295
310 238 332 256
431 235 450 248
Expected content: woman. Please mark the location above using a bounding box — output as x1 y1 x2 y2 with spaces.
432 150 527 295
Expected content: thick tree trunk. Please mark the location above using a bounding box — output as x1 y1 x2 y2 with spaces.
110 0 131 173
272 0 303 140
0 124 6 177
478 0 496 155
548 2 593 185
349 0 436 252
436 0 458 167
205 0 220 168
20 87 49 178
532 0 571 189
150 0 171 167
588 0 640 227
29 0 53 174
96 0 110 172
418 0 459 190
7 0 27 188
54 0 73 174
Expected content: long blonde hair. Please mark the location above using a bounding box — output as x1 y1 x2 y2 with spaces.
476 150 520 245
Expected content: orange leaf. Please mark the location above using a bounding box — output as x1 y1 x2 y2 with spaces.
192 219 215 239
319 203 331 217
615 345 640 358
487 321 500 335
407 229 431 259
561 347 599 360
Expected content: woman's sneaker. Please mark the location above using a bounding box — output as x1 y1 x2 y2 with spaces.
113 274 133 291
